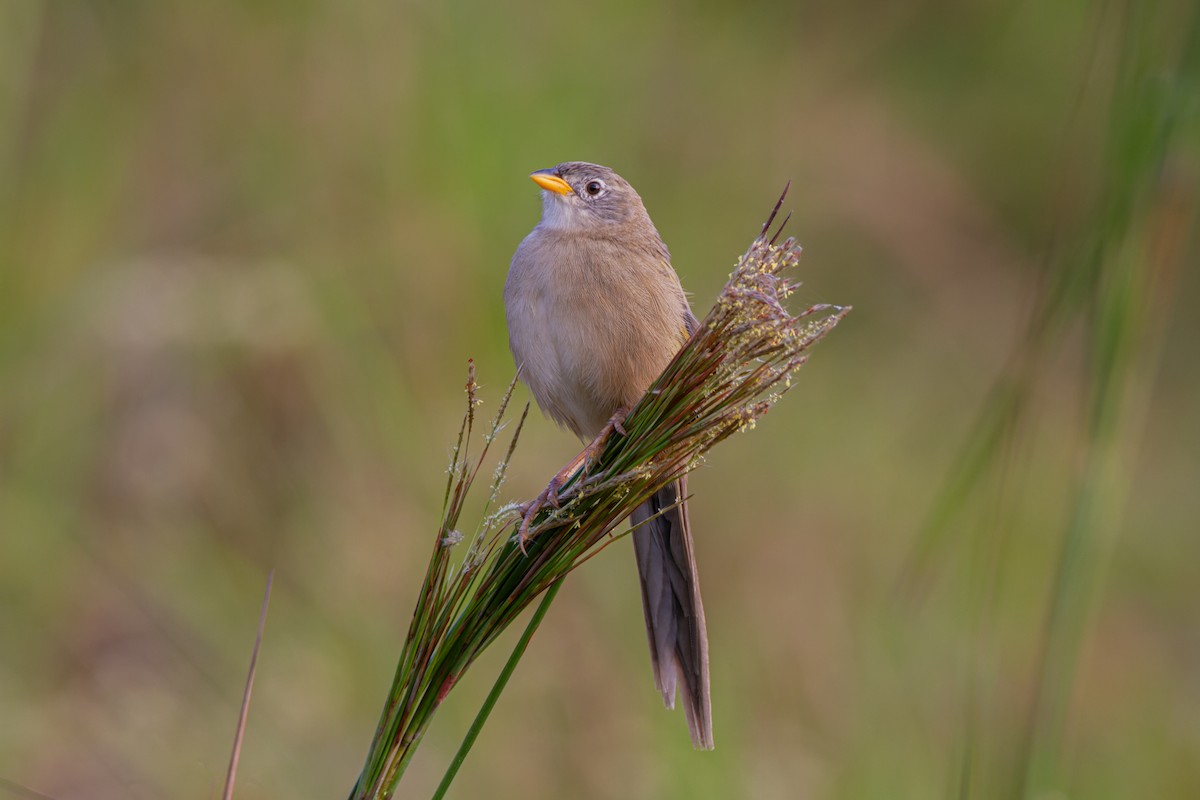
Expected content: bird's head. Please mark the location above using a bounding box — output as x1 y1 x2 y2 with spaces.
529 162 650 231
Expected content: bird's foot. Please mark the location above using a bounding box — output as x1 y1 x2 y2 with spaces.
608 407 629 438
516 475 564 554
583 407 629 468
514 407 629 554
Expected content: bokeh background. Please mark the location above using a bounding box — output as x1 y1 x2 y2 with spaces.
2 1 1197 798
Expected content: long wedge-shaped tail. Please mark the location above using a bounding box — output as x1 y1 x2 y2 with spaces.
631 474 713 749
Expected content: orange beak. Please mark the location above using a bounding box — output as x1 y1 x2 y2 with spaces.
530 169 573 196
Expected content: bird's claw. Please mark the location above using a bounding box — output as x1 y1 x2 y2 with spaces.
514 409 627 555
516 477 564 554
608 407 629 439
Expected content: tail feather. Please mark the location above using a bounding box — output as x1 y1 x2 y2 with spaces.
631 474 713 749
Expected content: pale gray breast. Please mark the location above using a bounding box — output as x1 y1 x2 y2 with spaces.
505 225 691 439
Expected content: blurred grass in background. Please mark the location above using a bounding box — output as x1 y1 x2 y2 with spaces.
1 1 1197 799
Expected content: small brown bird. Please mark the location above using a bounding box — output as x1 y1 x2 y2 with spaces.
505 162 712 749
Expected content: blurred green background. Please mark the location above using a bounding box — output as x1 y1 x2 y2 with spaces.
2 1 1197 798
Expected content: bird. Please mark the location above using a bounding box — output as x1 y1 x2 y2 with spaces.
504 161 713 749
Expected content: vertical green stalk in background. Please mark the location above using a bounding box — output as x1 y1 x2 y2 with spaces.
1021 3 1199 795
898 1 1197 797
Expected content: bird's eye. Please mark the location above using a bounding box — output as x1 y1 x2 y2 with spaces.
585 180 604 196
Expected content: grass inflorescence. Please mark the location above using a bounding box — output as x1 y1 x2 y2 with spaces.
350 190 849 800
